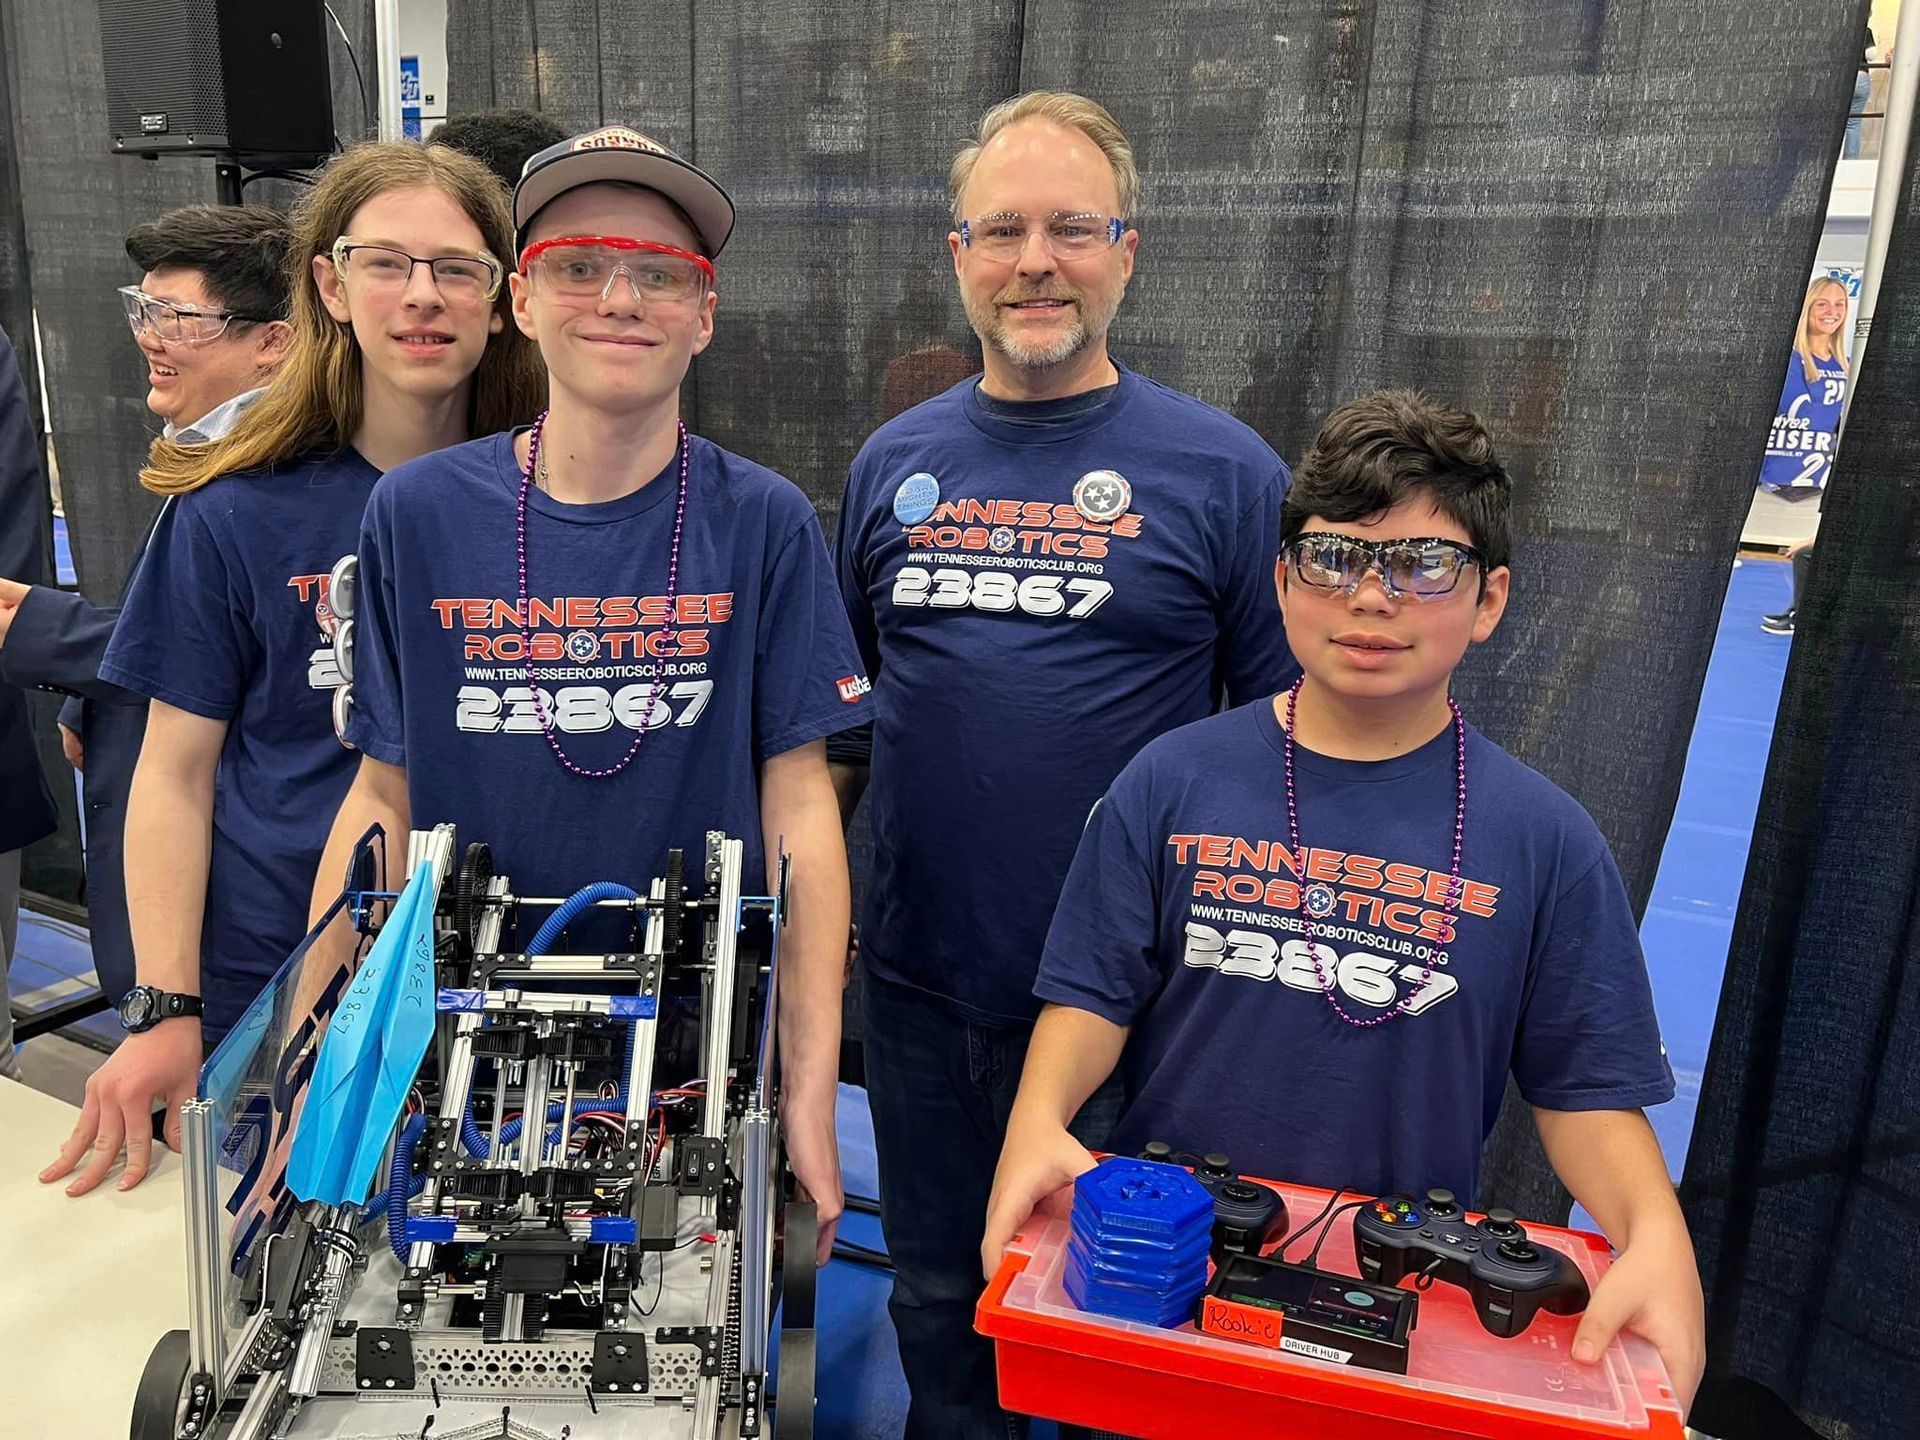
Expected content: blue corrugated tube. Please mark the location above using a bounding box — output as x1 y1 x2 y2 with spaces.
528 881 640 956
417 881 647 1256
456 882 646 1163
386 1112 429 1259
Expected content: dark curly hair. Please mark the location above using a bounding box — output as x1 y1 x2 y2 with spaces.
429 108 569 193
1282 389 1512 572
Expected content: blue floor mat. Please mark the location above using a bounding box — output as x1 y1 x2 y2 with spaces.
53 513 77 586
1636 560 1791 1180
9 908 118 1049
808 1083 1056 1438
810 1083 911 1437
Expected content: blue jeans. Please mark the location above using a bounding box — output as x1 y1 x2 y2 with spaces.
864 972 1125 1439
1845 69 1870 158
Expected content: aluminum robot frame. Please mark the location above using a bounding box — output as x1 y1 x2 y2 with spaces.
130 825 818 1440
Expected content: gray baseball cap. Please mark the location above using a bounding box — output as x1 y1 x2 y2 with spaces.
513 125 735 259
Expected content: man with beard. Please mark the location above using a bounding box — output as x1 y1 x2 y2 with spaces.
830 91 1299 1436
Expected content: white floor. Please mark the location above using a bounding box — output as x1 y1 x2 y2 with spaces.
1740 486 1822 548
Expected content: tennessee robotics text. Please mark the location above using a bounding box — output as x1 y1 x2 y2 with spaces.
907 497 1144 560
1166 833 1502 945
431 592 735 662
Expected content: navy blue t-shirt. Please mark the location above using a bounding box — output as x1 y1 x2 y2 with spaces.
1035 701 1675 1202
836 366 1298 1023
100 450 379 1039
346 430 870 913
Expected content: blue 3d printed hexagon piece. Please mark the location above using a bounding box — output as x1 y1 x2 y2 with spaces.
1066 1158 1214 1328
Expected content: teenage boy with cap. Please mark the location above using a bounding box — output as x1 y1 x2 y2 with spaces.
831 91 1298 1433
307 128 870 1261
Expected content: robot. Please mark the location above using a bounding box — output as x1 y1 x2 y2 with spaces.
131 824 818 1440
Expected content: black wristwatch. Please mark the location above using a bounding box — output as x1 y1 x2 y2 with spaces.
118 985 203 1033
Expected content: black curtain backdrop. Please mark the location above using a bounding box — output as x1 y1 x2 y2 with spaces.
446 0 1862 1220
1683 98 1920 1440
0 0 376 904
1014 0 1867 1215
0 0 74 906
0 0 40 392
447 0 1023 1068
0 0 375 607
0 2 1873 1225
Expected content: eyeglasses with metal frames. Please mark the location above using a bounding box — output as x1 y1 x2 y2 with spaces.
330 238 505 302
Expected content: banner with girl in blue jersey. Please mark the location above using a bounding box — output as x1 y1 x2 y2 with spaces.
1758 273 1852 493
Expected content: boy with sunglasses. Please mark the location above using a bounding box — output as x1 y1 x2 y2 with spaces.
312 129 868 1263
982 390 1705 1412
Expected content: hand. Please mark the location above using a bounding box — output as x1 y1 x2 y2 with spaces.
781 1088 844 1267
39 1020 202 1195
1783 535 1816 558
844 921 859 987
981 1111 1098 1280
0 575 27 645
58 722 84 773
1571 1221 1705 1417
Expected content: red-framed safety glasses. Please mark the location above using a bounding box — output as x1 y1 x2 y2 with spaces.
518 235 716 305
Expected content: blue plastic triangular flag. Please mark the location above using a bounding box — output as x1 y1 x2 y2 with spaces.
286 861 441 1207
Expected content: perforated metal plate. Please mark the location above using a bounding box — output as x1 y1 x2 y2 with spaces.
316 1332 707 1401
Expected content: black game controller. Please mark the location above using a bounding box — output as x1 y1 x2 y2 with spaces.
1351 1189 1590 1338
1140 1142 1289 1261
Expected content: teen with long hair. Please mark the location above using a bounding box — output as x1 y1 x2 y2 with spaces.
43 142 541 1195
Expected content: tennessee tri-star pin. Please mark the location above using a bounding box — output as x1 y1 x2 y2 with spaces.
1073 469 1131 524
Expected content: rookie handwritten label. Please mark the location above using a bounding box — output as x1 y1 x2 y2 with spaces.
1202 1295 1282 1349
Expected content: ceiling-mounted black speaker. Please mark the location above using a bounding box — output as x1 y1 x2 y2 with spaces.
98 0 334 168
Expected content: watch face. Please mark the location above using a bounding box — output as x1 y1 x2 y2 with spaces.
119 988 154 1029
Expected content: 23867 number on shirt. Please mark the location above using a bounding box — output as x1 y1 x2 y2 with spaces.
456 680 714 734
891 566 1113 618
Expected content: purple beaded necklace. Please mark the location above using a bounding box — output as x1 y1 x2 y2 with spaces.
1281 675 1468 1029
516 409 689 779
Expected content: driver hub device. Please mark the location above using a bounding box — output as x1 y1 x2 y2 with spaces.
1201 1253 1418 1374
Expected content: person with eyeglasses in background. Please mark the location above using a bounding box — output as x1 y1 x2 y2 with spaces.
295 127 869 1266
0 206 294 1018
829 91 1298 1436
983 389 1704 1418
37 143 541 1196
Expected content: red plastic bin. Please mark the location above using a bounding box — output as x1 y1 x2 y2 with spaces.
976 1177 1687 1440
